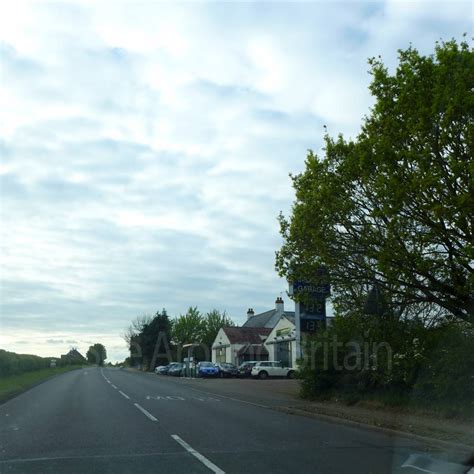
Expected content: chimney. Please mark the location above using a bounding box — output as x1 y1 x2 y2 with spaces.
275 297 284 313
247 308 255 320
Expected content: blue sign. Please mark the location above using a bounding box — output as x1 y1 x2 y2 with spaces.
293 280 331 297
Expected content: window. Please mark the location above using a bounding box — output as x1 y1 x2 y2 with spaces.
215 348 226 363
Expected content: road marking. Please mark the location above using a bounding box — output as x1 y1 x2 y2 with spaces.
176 385 269 410
119 390 130 400
111 384 117 389
134 403 157 422
146 395 220 402
107 380 111 384
171 435 225 474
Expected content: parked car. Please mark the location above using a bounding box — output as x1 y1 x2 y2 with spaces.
168 362 184 376
238 361 258 378
197 361 219 377
215 362 239 378
251 361 295 379
156 363 175 375
155 362 172 375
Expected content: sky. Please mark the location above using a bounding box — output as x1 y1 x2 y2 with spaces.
0 1 471 362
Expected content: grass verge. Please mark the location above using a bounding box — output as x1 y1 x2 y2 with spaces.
0 366 84 404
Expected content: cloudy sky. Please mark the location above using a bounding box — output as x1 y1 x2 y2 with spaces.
0 1 471 362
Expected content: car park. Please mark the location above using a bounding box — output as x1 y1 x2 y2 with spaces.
251 361 295 379
215 362 239 378
197 361 219 377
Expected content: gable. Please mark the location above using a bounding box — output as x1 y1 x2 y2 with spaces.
212 327 231 347
265 315 296 343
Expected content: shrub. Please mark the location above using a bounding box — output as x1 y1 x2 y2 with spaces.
298 315 474 416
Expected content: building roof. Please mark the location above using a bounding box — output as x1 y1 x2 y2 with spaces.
60 349 86 361
222 327 271 344
237 344 269 357
242 309 295 328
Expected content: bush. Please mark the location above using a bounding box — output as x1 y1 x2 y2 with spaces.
0 350 51 377
298 315 474 416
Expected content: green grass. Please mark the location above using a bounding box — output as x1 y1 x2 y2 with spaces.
0 366 85 404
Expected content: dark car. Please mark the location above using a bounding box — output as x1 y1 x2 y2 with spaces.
197 361 219 377
238 361 258 377
167 363 184 376
216 362 239 378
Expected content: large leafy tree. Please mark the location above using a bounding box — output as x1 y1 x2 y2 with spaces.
276 39 473 323
171 307 204 346
86 343 107 366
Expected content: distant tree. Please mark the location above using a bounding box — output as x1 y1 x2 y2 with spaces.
276 39 473 323
201 309 235 351
86 343 107 366
171 307 204 346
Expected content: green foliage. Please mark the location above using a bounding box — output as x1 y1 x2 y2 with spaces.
0 350 50 377
413 322 474 410
124 306 235 369
298 318 474 417
276 39 473 323
201 309 235 351
172 307 205 346
86 343 107 366
281 39 473 417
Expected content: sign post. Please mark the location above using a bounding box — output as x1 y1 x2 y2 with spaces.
289 270 330 360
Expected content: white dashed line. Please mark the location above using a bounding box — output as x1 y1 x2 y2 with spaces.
134 403 157 422
119 390 130 400
111 384 117 389
171 435 225 474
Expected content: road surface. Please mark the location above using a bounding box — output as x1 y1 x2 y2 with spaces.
0 367 468 473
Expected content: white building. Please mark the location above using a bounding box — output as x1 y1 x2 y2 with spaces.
263 314 297 368
212 297 297 366
212 326 271 366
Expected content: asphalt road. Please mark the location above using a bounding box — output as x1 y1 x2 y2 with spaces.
0 367 469 473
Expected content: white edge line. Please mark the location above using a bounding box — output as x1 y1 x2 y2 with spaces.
171 434 225 474
119 390 130 400
182 385 268 410
134 403 157 422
